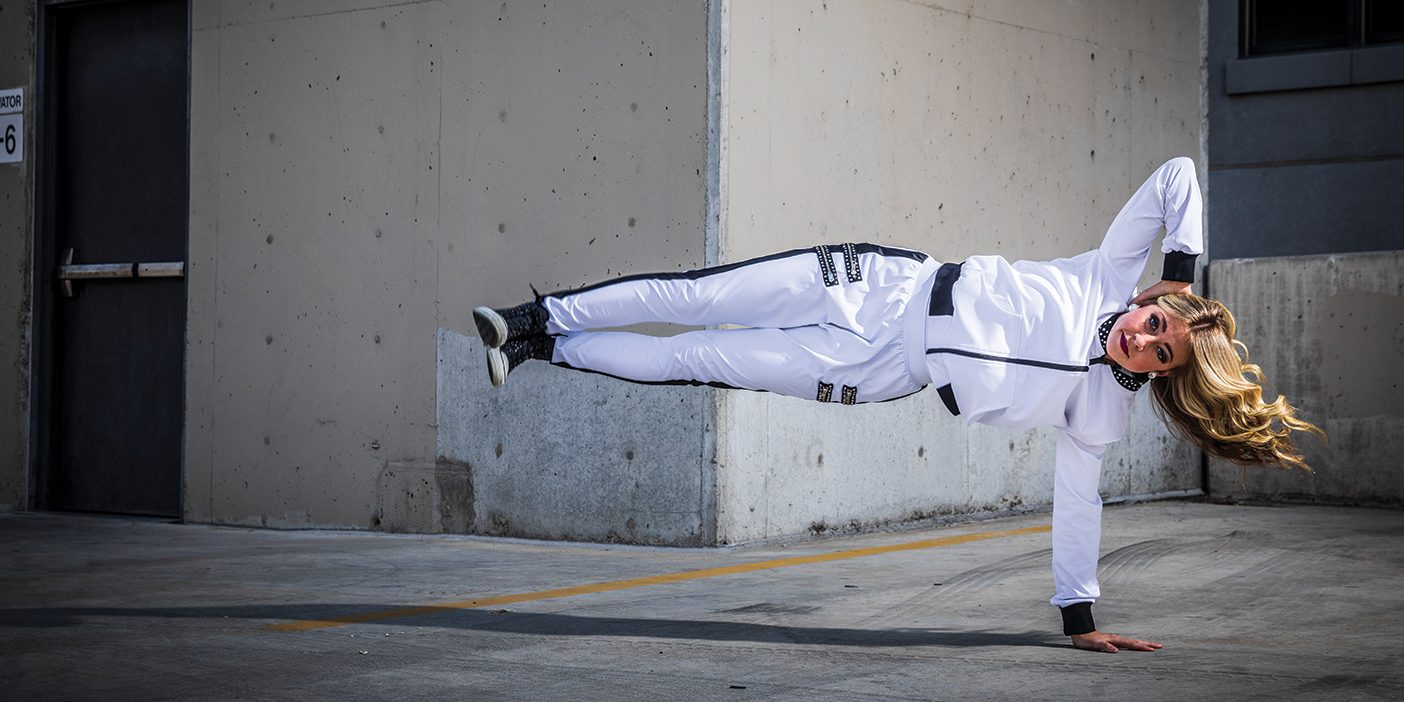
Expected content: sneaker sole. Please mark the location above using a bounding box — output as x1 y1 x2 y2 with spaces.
486 347 509 387
473 306 509 348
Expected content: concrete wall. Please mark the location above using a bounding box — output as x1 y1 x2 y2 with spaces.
714 0 1204 542
1208 253 1404 505
6 0 1209 542
0 3 33 513
1205 0 1404 260
187 1 714 538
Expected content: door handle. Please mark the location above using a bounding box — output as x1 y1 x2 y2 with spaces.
58 247 185 298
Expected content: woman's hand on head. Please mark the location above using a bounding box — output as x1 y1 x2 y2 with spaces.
1130 280 1192 307
1070 630 1164 653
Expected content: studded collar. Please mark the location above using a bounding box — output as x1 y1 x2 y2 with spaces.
1094 313 1150 392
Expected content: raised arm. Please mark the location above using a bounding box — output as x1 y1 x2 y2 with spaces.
1099 157 1204 302
1053 431 1162 653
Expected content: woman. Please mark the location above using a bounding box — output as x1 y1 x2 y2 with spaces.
472 157 1324 653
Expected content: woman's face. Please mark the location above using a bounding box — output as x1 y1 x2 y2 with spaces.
1108 303 1190 374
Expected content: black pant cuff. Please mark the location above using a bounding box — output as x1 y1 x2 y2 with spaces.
1061 602 1096 636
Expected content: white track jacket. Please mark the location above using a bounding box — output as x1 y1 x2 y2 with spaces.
915 157 1204 627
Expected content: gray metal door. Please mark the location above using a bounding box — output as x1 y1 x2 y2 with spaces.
40 0 189 516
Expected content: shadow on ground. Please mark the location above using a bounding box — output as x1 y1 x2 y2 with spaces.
0 604 1063 649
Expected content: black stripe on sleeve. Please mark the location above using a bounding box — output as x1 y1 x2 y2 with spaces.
1161 251 1198 283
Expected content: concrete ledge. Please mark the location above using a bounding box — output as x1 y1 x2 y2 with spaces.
1208 251 1404 505
1353 44 1404 86
436 328 716 545
1226 52 1351 95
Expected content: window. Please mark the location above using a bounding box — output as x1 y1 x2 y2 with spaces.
1365 1 1404 44
1242 0 1404 57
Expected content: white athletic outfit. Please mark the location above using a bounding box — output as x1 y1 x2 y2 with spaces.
542 157 1204 634
547 242 932 404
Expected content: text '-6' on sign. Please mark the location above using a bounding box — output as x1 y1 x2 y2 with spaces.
0 88 22 164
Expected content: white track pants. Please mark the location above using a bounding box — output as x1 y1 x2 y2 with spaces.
544 244 935 404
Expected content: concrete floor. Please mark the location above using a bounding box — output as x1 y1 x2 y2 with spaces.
1 501 1402 701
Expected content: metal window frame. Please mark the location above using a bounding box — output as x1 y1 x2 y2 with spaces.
1230 0 1404 94
1240 0 1356 58
1240 0 1404 58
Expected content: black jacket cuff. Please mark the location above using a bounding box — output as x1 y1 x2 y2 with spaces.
1060 602 1096 636
1161 251 1198 283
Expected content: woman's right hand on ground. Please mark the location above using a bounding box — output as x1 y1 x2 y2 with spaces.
1070 630 1164 653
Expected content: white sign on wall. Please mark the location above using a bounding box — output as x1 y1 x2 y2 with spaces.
0 88 22 164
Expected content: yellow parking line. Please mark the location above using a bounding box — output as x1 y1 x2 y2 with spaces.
268 523 1050 633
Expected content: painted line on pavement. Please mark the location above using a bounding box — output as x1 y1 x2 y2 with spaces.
268 523 1050 633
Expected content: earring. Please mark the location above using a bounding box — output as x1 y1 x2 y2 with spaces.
1147 371 1158 379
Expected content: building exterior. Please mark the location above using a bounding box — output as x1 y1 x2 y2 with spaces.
1204 0 1404 504
5 1 1224 543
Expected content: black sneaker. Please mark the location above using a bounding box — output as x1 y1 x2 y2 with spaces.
486 334 556 387
473 299 549 348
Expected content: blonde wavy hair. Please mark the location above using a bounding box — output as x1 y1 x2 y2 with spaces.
1149 293 1326 471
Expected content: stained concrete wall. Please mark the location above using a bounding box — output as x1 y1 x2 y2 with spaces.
0 3 34 513
11 0 1207 543
187 1 713 537
1208 253 1404 505
714 0 1204 542
429 1 715 543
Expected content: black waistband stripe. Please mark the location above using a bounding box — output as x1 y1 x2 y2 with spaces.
936 384 960 416
928 262 962 316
